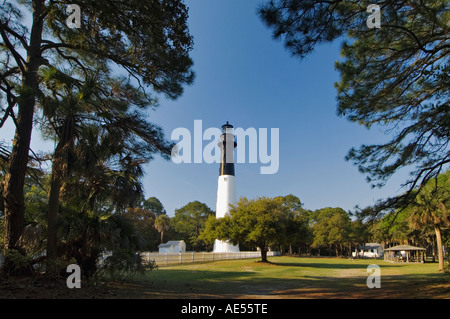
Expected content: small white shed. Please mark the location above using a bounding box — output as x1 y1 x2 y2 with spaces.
353 243 384 258
158 240 186 254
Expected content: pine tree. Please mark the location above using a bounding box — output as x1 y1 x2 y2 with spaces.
259 0 449 214
1 0 194 274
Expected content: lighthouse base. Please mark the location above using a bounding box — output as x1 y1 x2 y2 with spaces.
213 239 240 253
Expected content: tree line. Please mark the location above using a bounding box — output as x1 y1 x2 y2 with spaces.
190 172 448 270
2 169 448 277
103 172 450 270
1 160 448 276
128 172 450 271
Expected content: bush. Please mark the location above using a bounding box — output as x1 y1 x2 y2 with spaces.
0 249 34 276
95 249 157 281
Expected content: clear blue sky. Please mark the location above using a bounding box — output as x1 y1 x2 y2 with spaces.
0 0 411 216
141 0 411 216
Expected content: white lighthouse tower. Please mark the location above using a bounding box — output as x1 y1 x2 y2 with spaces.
213 122 240 253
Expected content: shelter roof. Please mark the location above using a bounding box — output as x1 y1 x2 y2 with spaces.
384 244 426 251
360 243 383 249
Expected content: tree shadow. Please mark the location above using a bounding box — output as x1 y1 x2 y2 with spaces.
117 258 450 299
270 261 401 269
125 268 449 299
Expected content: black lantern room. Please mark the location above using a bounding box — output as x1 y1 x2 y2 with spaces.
219 122 237 176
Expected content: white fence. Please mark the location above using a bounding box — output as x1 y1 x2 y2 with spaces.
141 251 280 266
0 251 281 268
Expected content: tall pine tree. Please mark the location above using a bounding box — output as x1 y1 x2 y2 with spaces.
259 0 449 214
1 0 194 274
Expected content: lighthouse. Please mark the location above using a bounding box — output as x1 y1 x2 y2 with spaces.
213 122 240 253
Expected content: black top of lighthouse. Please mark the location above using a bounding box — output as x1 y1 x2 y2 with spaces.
222 121 233 131
219 122 237 176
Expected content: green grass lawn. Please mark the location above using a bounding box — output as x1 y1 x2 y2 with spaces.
112 256 450 299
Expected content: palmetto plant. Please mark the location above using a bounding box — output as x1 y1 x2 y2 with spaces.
37 64 173 276
154 214 171 244
408 171 450 271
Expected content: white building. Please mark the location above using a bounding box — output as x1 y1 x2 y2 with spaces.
158 240 186 254
353 243 384 258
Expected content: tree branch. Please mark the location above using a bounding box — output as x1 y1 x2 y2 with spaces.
0 22 26 73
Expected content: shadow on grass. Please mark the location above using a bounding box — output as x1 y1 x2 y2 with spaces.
270 261 401 270
123 268 449 299
127 269 259 298
117 257 449 299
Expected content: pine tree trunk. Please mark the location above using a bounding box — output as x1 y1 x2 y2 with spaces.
47 144 64 272
434 225 444 271
47 116 75 273
3 90 35 275
2 0 44 275
47 171 61 264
